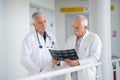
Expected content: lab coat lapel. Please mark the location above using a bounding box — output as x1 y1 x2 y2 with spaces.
65 35 76 49
80 30 89 47
77 31 89 58
37 32 46 48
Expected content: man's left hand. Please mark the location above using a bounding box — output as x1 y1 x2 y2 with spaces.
65 59 80 67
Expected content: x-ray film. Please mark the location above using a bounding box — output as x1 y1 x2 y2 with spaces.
49 49 79 61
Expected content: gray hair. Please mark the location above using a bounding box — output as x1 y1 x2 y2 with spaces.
73 15 88 27
32 12 45 20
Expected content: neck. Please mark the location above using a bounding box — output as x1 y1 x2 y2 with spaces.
36 30 45 37
77 30 87 39
40 32 44 36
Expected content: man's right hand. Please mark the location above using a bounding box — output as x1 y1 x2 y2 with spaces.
52 58 60 65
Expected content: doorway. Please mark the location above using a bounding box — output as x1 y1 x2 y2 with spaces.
30 4 56 36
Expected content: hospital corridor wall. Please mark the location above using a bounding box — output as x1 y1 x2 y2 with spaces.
0 0 5 80
4 0 30 80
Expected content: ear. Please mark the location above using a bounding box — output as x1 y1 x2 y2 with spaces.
84 26 87 29
33 22 36 26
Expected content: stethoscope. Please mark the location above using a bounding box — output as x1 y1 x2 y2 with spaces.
36 31 51 48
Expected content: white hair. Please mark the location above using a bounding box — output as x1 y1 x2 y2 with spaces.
73 15 88 27
32 12 45 20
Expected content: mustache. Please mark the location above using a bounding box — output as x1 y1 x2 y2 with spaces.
75 32 79 35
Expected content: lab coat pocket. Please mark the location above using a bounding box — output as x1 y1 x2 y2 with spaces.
30 49 43 68
38 49 52 68
78 47 89 59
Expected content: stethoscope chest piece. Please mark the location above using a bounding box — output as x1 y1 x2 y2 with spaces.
39 45 43 48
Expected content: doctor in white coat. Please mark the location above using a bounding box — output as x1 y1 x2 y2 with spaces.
64 15 102 80
21 12 59 79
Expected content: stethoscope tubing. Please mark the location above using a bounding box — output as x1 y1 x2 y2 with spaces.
36 31 51 48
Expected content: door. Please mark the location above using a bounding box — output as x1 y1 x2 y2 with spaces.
30 5 56 36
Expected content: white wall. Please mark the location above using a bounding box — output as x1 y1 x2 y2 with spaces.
4 0 29 80
0 0 5 80
3 0 55 80
55 0 88 49
111 0 120 57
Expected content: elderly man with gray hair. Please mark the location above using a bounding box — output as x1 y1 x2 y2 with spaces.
21 12 59 80
65 15 102 80
54 15 102 80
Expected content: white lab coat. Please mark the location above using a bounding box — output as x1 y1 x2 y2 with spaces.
21 31 58 77
65 31 102 80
